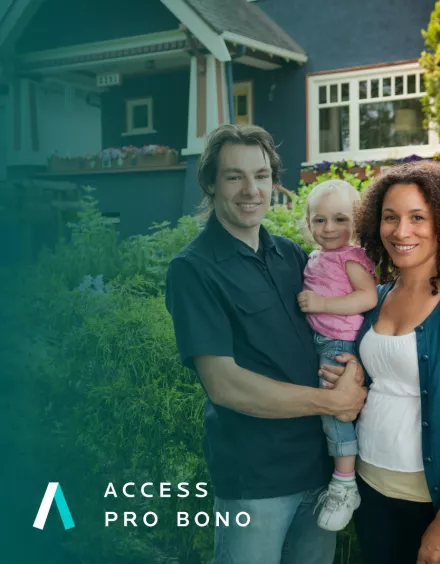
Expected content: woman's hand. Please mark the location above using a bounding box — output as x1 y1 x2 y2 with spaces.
417 514 440 564
318 353 364 389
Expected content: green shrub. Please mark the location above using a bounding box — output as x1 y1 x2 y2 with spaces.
118 216 202 293
29 284 210 563
420 1 440 130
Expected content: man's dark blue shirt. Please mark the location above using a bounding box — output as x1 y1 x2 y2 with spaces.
166 213 331 499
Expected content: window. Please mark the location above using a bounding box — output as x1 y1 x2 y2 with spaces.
123 97 155 136
307 63 439 163
233 82 253 125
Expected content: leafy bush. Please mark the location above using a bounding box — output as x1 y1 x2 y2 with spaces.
420 2 440 129
28 282 209 563
16 170 372 563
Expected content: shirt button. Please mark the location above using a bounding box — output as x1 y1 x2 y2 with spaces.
417 325 424 332
422 389 429 395
433 486 439 493
424 457 432 463
422 421 429 427
421 354 429 361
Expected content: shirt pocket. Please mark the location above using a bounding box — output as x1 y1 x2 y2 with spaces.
232 289 277 315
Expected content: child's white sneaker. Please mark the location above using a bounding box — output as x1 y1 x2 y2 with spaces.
316 479 361 531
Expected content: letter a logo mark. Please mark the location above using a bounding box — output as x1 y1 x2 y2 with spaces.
33 482 75 530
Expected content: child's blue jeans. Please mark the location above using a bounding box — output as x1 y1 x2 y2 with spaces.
314 332 359 458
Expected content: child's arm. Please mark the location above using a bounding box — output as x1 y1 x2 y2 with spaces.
298 261 378 315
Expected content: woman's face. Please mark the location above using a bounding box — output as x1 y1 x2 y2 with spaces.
380 183 437 272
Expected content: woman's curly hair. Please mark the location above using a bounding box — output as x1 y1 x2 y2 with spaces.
356 160 440 296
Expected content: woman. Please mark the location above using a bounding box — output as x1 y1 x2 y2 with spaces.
320 161 440 564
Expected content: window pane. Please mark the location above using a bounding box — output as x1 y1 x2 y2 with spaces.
133 105 149 129
330 84 338 103
371 79 379 98
359 98 428 150
395 76 404 95
407 75 416 94
319 106 350 153
319 86 327 104
383 78 392 97
341 83 349 102
359 81 367 100
237 95 248 116
420 74 425 93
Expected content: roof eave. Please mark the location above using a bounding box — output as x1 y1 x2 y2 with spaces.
160 0 231 62
222 31 307 64
0 0 44 50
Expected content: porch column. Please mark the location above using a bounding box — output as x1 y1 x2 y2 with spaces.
182 54 230 157
9 78 41 167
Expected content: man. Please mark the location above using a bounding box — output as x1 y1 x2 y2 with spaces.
165 125 366 564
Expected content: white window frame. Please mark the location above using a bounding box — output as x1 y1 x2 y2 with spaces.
306 62 440 165
122 97 156 136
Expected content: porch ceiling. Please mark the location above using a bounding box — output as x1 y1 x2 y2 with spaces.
16 31 191 78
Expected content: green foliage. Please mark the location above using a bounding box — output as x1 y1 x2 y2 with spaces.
420 2 440 129
16 171 371 563
119 217 202 293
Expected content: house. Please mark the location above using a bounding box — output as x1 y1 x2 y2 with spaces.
0 0 436 245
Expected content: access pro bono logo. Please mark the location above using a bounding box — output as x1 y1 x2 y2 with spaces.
33 482 75 530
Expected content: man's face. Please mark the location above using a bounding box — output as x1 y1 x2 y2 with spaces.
213 143 273 236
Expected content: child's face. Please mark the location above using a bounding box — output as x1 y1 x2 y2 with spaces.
307 190 355 250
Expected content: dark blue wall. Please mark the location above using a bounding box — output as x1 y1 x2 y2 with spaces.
248 0 435 188
101 70 190 152
233 63 301 191
17 0 179 52
182 155 202 216
92 169 186 237
34 169 186 239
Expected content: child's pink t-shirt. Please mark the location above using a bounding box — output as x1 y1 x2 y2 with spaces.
303 246 377 341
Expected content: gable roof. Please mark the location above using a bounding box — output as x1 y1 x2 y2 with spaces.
184 0 306 62
3 0 307 65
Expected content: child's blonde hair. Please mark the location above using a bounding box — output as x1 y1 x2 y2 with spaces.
306 179 360 218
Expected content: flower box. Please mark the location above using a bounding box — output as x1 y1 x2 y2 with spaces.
49 155 82 173
124 152 178 169
83 158 102 171
49 155 103 173
49 145 179 173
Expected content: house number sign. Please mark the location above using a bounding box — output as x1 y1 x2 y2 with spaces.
96 73 122 87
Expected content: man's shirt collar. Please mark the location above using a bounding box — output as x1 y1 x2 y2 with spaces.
205 213 284 262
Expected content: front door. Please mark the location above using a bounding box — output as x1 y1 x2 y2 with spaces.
233 81 253 125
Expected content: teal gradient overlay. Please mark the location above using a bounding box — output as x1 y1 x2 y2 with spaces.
54 485 75 530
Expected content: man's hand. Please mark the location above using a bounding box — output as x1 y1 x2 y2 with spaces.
297 291 326 313
417 515 440 564
331 360 367 422
319 353 365 389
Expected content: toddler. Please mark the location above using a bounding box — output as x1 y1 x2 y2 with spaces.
297 179 378 531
